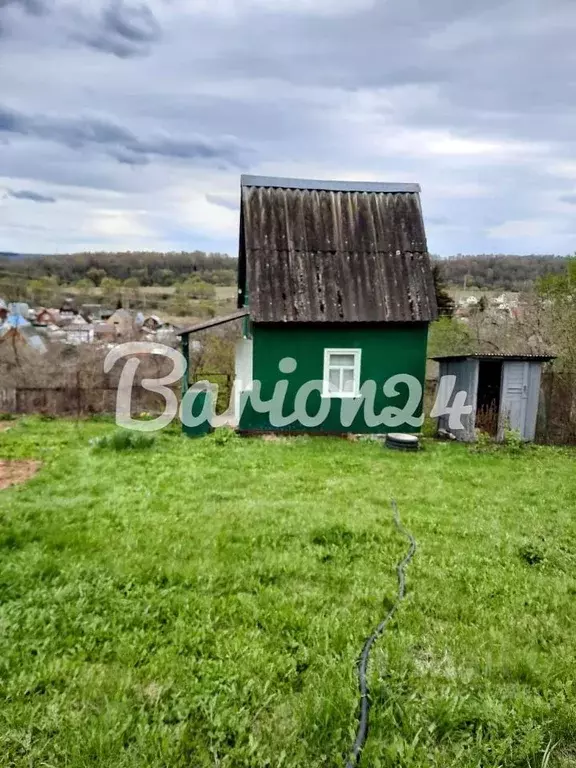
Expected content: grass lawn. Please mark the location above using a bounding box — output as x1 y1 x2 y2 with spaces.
1 419 575 767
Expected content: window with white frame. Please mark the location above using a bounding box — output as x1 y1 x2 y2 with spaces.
323 349 361 397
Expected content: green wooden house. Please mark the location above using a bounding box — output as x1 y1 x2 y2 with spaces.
179 175 438 435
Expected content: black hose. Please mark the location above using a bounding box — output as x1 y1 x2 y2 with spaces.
344 499 417 768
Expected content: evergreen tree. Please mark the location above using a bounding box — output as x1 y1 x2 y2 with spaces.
432 264 455 317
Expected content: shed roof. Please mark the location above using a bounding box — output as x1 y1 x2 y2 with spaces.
432 353 556 363
238 175 437 324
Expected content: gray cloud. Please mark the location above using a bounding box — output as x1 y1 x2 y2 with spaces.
0 0 48 16
0 0 49 38
6 188 56 203
2 0 576 253
76 0 162 58
426 216 451 227
0 0 160 57
206 193 239 211
0 103 248 167
188 1 576 152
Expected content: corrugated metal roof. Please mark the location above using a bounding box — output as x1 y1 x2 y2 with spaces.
432 353 556 362
177 308 248 336
238 178 437 323
240 175 421 194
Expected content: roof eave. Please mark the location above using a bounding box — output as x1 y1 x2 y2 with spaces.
241 175 421 194
177 308 249 336
431 353 556 362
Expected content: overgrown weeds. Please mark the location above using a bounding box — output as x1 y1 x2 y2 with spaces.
209 426 239 445
91 429 156 452
470 427 528 455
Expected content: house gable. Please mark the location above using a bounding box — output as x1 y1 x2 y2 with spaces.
238 175 438 324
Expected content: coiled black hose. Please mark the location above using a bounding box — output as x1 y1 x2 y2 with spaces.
344 499 417 768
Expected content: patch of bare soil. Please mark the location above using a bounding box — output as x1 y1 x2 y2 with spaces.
0 460 41 490
0 423 14 432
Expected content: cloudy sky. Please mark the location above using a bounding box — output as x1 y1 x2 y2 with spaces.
1 0 575 257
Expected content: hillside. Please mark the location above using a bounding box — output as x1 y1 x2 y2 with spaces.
1 252 571 293
436 254 568 291
0 251 236 286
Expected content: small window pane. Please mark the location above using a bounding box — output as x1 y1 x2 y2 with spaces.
329 353 355 367
328 369 341 391
342 369 355 392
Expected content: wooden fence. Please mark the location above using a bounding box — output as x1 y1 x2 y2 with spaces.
537 371 576 445
0 385 171 418
1 372 575 445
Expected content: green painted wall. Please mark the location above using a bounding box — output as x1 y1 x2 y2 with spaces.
182 390 214 437
238 323 429 433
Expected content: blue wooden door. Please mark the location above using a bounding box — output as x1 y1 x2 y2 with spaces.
499 362 529 439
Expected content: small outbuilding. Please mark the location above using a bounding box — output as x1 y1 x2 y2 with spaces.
106 308 134 337
432 353 555 442
179 175 438 434
35 308 60 326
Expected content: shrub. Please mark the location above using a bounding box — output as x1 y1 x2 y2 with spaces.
91 429 156 452
210 427 238 446
470 427 526 455
469 429 494 453
503 427 525 454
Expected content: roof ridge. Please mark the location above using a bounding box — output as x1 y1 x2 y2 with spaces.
245 248 429 253
241 176 420 194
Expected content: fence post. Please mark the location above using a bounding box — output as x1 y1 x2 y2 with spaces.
181 334 189 402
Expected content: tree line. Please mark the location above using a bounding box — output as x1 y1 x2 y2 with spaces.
434 254 569 291
1 251 571 296
0 251 237 287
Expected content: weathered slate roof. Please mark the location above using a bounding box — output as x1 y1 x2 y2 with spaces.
238 175 438 323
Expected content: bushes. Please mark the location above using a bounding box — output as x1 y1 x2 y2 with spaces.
470 427 526 455
210 427 238 446
91 429 156 452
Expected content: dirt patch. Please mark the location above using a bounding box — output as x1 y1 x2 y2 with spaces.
0 460 41 491
0 423 15 432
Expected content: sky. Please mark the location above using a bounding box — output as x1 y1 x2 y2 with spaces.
1 0 576 257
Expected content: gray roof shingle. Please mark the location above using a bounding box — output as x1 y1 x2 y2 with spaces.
238 176 438 323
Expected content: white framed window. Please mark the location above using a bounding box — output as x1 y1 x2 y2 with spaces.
322 348 362 398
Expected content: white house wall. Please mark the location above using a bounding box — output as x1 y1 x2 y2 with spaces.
234 338 253 424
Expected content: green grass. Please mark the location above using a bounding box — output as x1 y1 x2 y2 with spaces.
1 419 575 767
